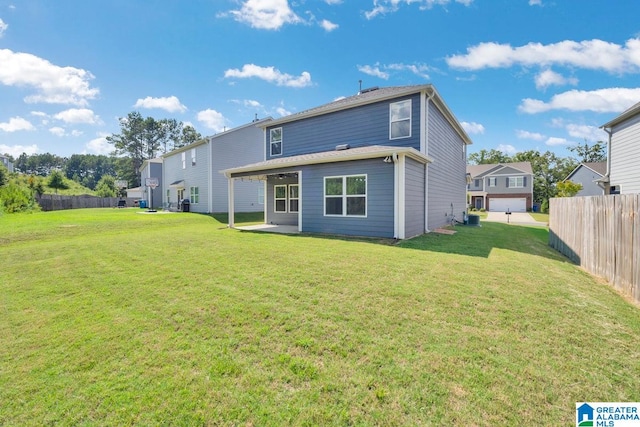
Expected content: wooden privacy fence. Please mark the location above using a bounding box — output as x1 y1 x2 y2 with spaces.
36 195 139 211
549 195 640 304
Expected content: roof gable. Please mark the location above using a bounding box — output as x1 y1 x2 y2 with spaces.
467 162 532 178
262 84 472 145
565 161 607 181
601 101 640 128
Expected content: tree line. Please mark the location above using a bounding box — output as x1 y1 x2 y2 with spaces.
468 141 607 210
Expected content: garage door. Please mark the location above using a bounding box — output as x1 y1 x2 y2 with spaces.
488 198 526 212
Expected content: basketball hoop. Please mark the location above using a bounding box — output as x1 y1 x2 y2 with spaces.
145 178 159 189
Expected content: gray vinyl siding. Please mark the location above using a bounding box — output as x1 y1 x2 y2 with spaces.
266 175 299 225
426 103 467 230
266 94 421 160
211 124 265 212
301 159 395 238
569 166 605 197
610 113 640 194
163 144 210 213
404 157 425 238
484 174 531 195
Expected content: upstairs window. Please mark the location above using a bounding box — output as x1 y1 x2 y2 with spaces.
390 100 411 139
489 177 497 187
191 148 196 166
181 152 186 169
270 128 282 156
508 176 525 188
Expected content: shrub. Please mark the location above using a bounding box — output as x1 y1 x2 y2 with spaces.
0 182 40 213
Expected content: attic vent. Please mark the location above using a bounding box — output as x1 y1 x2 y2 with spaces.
360 86 379 94
335 144 350 151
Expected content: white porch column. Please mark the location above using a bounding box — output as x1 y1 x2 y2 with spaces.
228 178 235 228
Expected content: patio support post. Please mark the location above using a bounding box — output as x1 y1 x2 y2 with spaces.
228 178 235 228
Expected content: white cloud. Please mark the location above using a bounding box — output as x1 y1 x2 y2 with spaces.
516 130 546 141
497 144 517 154
49 126 66 136
0 144 38 157
529 0 542 5
566 124 607 141
231 99 263 108
359 62 432 80
85 135 112 155
133 96 187 113
0 116 35 132
325 0 342 3
224 0 303 30
534 69 578 90
546 137 572 146
365 0 474 19
320 19 338 32
71 129 83 137
0 18 7 37
447 38 640 74
461 121 485 134
358 65 389 80
224 64 312 88
0 48 99 106
54 108 100 124
276 106 291 117
519 87 640 114
197 109 228 132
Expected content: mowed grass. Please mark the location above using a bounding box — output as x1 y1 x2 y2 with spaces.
1 209 639 426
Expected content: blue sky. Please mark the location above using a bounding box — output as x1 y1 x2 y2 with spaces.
1 0 639 159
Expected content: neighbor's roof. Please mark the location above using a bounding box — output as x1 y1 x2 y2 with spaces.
601 101 640 129
565 161 607 181
223 145 432 177
467 162 533 177
259 84 472 145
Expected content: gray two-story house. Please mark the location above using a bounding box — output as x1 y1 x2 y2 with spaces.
564 162 606 197
161 118 271 213
467 162 533 212
224 85 472 239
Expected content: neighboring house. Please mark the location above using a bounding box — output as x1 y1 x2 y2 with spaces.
564 162 607 196
140 158 164 209
467 162 534 212
126 186 144 199
223 84 472 239
600 101 640 194
1 155 14 173
161 118 270 213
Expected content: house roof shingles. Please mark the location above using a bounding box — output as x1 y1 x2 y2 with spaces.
467 162 533 178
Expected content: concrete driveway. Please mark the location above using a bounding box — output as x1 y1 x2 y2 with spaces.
483 211 548 226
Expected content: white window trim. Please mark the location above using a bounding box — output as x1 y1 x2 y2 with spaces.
270 127 283 157
323 174 367 218
191 148 196 166
289 184 299 213
508 176 524 188
389 99 412 140
274 184 287 213
190 186 199 204
489 177 497 187
181 152 186 169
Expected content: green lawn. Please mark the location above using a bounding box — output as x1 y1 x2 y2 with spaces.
1 209 638 426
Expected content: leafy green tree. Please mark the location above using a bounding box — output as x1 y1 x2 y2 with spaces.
95 175 118 197
64 154 116 190
16 153 67 176
0 163 8 187
467 149 512 165
178 125 203 149
47 170 69 193
0 182 36 213
556 180 583 197
511 150 577 206
568 140 607 163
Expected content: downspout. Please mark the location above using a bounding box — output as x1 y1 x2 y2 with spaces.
392 152 399 239
603 127 612 193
